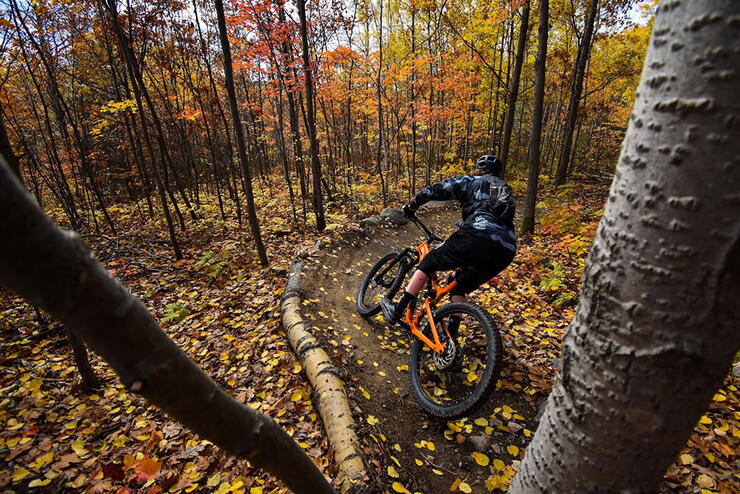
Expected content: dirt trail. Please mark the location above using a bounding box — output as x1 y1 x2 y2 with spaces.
299 206 537 493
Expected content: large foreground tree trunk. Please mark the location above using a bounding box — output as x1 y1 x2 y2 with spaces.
0 157 332 494
511 1 740 491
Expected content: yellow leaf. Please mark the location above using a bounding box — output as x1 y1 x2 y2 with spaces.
459 482 472 493
507 445 519 456
415 458 423 466
30 451 54 469
493 459 505 471
367 415 378 426
474 418 488 427
28 479 51 487
467 371 477 382
250 487 263 494
207 473 221 487
291 391 302 402
12 468 30 483
387 466 399 478
426 441 435 451
712 393 726 402
432 468 444 475
699 416 712 425
215 482 231 494
486 475 502 491
471 452 490 466
359 386 371 400
392 481 408 493
450 477 462 491
71 440 89 458
679 454 693 465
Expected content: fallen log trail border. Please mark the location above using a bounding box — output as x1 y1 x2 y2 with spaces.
280 203 454 493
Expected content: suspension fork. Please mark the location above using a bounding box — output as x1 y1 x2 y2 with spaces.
375 248 417 283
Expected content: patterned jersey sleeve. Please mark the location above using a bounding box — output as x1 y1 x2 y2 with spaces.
408 176 472 211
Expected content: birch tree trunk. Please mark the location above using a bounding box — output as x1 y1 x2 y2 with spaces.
510 1 740 491
0 157 333 494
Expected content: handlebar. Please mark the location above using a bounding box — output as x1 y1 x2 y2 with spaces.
409 213 443 243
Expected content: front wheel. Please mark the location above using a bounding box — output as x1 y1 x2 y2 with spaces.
356 251 407 317
409 302 502 418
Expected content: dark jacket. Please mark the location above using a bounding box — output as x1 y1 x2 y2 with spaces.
409 174 517 252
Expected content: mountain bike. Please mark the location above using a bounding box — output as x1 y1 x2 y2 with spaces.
356 213 503 418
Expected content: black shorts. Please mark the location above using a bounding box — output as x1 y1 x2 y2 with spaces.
418 226 515 296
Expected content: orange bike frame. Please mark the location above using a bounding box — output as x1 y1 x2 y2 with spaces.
403 240 458 354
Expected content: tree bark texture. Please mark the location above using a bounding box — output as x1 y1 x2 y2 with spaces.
0 157 333 494
520 0 549 235
215 0 269 267
511 1 740 491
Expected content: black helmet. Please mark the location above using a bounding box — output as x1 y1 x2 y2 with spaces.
475 154 503 176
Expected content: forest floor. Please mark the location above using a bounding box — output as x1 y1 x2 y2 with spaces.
298 186 739 494
0 179 737 493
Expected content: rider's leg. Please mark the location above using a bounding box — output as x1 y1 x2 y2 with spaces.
380 269 429 324
406 269 429 295
447 295 465 337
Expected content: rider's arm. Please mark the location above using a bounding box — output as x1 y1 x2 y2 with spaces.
408 176 472 212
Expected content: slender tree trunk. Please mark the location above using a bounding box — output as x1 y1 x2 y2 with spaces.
297 0 326 231
520 0 549 235
554 0 598 186
410 7 417 196
489 25 504 152
500 0 530 176
375 0 388 206
215 0 269 266
511 2 740 490
102 0 182 259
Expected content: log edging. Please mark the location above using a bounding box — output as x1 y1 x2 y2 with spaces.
279 203 453 492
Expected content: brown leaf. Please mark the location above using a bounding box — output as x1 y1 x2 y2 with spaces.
135 457 161 481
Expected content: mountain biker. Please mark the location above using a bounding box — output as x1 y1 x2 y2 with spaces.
380 154 516 330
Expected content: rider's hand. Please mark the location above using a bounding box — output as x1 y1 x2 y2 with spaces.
402 204 415 219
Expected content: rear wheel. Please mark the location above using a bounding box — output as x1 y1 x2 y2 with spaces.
409 302 502 418
356 251 407 317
